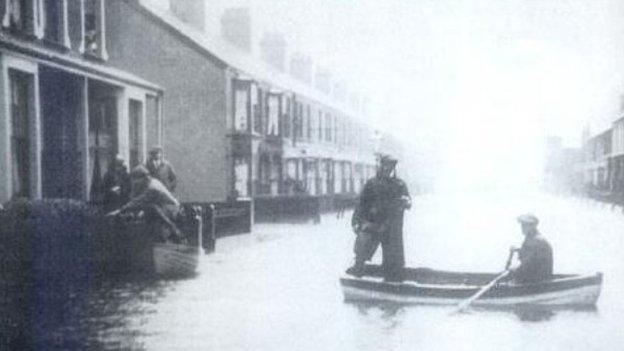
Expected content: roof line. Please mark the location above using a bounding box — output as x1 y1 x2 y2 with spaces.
132 0 363 119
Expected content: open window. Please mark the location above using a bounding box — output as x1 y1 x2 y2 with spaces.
83 0 106 59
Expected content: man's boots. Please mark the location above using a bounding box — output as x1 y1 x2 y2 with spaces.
345 260 366 278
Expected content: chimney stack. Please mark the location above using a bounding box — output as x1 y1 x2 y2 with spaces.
170 0 205 31
221 8 252 52
260 32 287 71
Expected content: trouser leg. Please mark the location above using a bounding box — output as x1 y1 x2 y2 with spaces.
381 225 405 282
348 231 380 277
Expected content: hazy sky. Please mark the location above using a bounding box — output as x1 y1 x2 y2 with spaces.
149 0 624 189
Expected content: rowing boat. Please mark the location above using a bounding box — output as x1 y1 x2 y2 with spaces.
340 265 602 307
105 206 202 278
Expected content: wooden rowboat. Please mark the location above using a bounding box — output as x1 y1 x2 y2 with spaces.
106 206 202 278
340 265 602 307
152 241 201 277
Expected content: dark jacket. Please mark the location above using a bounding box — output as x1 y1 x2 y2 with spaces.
352 174 410 280
102 164 131 211
121 178 180 215
353 175 410 227
146 160 177 192
515 234 553 283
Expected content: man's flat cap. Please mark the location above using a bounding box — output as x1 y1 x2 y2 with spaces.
380 154 398 164
517 213 539 226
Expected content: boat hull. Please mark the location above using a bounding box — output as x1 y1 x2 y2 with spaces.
340 267 602 307
153 242 200 277
105 206 203 278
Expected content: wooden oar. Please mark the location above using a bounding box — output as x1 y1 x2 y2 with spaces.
451 250 516 315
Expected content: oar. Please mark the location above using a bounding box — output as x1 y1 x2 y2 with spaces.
451 250 516 315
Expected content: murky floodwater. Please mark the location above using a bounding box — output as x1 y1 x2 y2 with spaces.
4 190 624 350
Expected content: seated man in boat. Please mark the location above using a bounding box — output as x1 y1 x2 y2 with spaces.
509 214 553 284
106 165 184 242
347 155 411 281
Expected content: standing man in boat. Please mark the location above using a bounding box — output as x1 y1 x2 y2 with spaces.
509 214 553 283
146 146 178 193
106 165 184 242
347 154 411 282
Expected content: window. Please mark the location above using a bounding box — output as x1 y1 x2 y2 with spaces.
267 94 279 137
318 110 323 141
43 0 63 44
325 113 332 142
333 115 338 144
9 70 34 198
293 101 300 141
234 157 249 197
281 96 291 138
3 0 27 31
253 87 262 134
84 0 106 58
128 100 143 169
234 88 249 132
306 105 311 140
296 102 304 139
146 95 161 147
88 82 118 201
2 0 46 36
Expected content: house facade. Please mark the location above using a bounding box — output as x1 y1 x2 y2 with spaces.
0 0 163 204
1 0 402 224
107 1 382 211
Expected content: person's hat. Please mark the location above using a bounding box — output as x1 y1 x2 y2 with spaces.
380 154 398 165
130 165 149 179
148 146 163 155
517 213 539 226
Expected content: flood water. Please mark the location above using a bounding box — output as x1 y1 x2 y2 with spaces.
5 190 624 350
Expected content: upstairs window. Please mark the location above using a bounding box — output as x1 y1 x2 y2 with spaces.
251 85 262 134
267 93 279 137
306 105 311 140
281 96 291 139
2 0 41 36
325 113 332 142
9 70 34 198
318 110 323 141
233 79 250 132
84 0 106 59
43 0 68 46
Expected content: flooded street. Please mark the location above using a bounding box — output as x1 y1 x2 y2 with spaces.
17 191 624 350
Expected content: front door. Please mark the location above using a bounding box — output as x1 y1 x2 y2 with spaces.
40 67 84 199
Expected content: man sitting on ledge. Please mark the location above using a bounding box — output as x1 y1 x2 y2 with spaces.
107 165 183 242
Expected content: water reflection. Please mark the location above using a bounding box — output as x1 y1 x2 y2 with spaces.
2 275 182 350
350 300 405 318
347 299 599 325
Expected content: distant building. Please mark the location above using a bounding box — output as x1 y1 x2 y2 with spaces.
543 137 583 194
583 129 612 191
609 117 624 195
